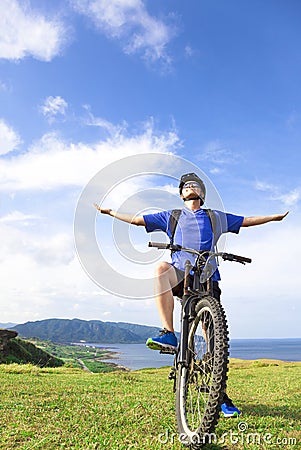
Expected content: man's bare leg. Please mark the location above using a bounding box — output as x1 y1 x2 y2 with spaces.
154 262 178 332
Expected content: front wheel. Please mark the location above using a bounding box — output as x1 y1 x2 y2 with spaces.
175 296 229 448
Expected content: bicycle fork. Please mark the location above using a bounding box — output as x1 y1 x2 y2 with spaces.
177 260 198 368
169 260 200 389
169 297 193 392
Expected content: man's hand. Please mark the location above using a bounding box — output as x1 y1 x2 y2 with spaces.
272 211 289 221
93 203 112 215
93 203 145 226
242 211 289 227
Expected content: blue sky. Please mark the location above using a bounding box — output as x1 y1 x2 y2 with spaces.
0 0 300 338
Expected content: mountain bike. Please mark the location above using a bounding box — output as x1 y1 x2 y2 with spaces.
148 242 251 448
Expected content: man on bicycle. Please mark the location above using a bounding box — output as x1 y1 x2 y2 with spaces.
94 172 288 416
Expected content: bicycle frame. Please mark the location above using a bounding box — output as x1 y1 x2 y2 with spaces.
177 260 214 369
148 241 251 371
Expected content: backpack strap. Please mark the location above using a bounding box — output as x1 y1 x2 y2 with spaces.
203 209 217 247
169 209 182 245
168 208 217 247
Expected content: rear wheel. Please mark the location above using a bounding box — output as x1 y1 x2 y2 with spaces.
175 296 229 448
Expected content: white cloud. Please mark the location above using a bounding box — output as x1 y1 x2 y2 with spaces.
70 0 175 65
0 221 84 322
199 140 241 165
0 81 9 91
255 181 275 192
0 119 21 155
40 96 68 122
0 120 182 324
0 0 67 61
0 121 179 192
0 221 73 265
209 167 223 175
255 181 300 207
0 218 162 325
220 221 301 338
31 233 75 266
83 105 127 136
160 183 178 195
276 189 300 207
0 211 40 224
184 45 194 58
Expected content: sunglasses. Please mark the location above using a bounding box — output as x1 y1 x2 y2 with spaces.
183 182 201 189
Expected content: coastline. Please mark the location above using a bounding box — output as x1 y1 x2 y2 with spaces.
99 349 130 371
74 339 301 372
72 343 131 372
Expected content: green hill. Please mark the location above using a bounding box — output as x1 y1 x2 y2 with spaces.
0 329 64 368
11 318 161 343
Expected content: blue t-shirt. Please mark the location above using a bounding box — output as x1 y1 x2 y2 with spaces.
143 207 244 281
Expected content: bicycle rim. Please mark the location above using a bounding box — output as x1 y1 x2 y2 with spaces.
176 296 229 447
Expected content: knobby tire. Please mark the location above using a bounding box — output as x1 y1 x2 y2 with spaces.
175 295 229 449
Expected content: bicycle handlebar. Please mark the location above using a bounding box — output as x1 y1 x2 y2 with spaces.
148 242 252 264
148 242 173 250
220 252 252 264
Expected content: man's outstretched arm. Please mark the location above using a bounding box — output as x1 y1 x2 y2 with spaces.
242 211 289 227
93 203 145 226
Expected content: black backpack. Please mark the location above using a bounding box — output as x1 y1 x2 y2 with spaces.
168 208 217 247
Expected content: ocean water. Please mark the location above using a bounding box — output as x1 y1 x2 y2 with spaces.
92 338 301 371
230 338 301 361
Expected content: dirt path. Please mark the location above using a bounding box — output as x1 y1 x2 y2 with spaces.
77 358 92 373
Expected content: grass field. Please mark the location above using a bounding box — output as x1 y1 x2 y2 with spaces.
0 359 300 449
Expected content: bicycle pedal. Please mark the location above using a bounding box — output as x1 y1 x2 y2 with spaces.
160 347 177 355
168 367 176 380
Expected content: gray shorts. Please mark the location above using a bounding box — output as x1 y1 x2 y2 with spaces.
171 266 221 300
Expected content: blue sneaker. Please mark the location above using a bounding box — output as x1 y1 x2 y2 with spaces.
221 394 241 417
146 329 178 352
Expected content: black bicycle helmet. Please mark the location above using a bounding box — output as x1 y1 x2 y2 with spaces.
179 172 206 205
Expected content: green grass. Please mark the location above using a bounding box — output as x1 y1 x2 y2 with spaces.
0 359 300 449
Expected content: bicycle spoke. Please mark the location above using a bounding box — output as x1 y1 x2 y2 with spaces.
176 296 229 445
182 306 215 431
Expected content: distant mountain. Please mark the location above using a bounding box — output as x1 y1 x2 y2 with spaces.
106 322 162 342
0 322 18 329
10 318 161 344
